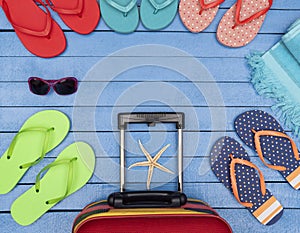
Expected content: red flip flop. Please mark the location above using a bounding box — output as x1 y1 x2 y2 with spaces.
217 0 272 47
179 0 224 33
0 0 66 58
45 0 100 34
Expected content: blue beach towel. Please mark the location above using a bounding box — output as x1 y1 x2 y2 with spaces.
247 19 300 135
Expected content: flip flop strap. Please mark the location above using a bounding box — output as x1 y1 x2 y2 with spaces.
233 0 272 28
7 127 55 169
0 0 52 37
198 0 224 14
35 157 78 205
105 0 137 16
148 0 175 14
229 154 266 208
251 129 299 171
45 0 84 16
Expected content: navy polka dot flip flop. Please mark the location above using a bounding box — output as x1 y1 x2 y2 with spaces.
235 110 300 190
210 137 283 225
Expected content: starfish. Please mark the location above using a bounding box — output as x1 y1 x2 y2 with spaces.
128 140 174 190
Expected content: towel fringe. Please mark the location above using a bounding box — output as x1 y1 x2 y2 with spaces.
246 52 300 137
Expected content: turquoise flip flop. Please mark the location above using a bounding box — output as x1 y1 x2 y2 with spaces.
11 142 95 226
140 0 178 30
99 0 139 33
0 110 70 194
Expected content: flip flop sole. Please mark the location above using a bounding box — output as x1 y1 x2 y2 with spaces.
1 0 66 57
210 137 283 225
179 0 220 33
11 142 95 226
235 110 300 190
0 110 70 194
99 0 139 33
49 0 100 34
216 1 269 47
140 0 178 30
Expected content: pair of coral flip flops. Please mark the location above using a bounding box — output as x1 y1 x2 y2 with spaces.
0 110 95 226
0 0 100 57
99 0 178 33
179 0 272 47
211 110 300 225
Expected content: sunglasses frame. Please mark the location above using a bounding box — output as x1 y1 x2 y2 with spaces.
28 77 78 95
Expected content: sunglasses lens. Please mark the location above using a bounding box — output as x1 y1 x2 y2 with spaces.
54 78 77 95
29 78 49 95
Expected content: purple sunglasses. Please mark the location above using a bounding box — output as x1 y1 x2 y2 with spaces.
28 77 78 95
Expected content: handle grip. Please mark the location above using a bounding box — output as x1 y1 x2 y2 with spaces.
108 191 187 208
118 112 185 129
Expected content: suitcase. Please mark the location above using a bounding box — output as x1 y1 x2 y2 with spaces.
72 113 232 233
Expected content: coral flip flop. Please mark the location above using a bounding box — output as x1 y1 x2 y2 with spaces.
45 0 100 34
140 0 179 30
210 137 283 225
99 0 139 33
0 0 66 57
179 0 224 33
0 110 70 194
217 0 272 47
11 142 95 226
235 110 300 190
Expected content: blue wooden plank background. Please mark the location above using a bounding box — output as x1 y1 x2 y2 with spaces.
0 1 299 232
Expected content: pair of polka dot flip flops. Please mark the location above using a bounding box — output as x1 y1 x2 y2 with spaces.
235 110 300 190
211 109 300 224
179 0 272 47
211 136 284 225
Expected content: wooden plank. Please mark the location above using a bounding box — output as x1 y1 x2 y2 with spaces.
0 106 287 132
218 209 300 233
0 57 251 82
17 156 284 184
0 212 77 233
0 183 299 211
221 0 300 9
0 82 273 107
0 32 281 57
3 131 289 158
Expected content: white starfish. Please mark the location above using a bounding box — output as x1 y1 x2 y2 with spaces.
129 140 174 190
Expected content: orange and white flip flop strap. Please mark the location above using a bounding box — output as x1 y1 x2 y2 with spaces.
252 129 299 171
229 154 266 208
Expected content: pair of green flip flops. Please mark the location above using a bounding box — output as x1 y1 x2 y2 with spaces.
0 110 95 226
99 0 178 33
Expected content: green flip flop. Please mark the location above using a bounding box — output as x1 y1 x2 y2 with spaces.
0 110 70 194
140 0 178 30
99 0 139 33
11 142 95 226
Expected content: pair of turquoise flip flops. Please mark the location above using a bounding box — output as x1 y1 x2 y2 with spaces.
99 0 178 33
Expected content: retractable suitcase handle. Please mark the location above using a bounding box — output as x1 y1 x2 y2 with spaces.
119 112 184 192
109 112 186 208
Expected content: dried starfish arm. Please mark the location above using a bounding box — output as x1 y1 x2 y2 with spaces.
138 140 153 162
153 162 174 174
153 144 170 163
147 165 154 190
128 161 151 169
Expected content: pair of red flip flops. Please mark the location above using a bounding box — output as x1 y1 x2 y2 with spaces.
0 0 100 57
179 0 272 47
